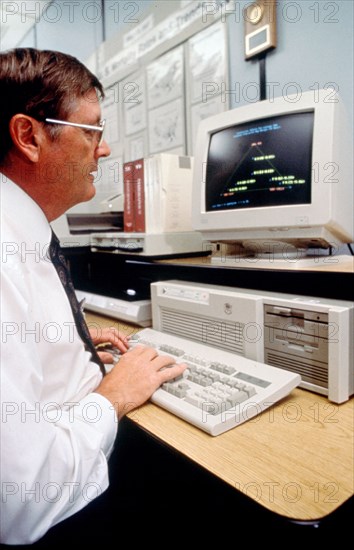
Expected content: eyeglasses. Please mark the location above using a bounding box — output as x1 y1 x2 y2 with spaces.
44 118 106 147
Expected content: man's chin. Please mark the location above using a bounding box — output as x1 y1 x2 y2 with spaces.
84 181 97 201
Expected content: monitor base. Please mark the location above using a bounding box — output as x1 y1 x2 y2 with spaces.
210 253 353 271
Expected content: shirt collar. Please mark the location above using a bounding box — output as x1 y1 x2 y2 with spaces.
0 176 52 253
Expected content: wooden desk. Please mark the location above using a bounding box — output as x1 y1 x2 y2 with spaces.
128 392 353 523
154 252 354 273
125 253 354 302
87 312 354 525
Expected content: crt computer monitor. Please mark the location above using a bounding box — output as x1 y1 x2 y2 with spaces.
192 89 353 259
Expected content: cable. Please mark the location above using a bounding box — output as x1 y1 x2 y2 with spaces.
259 52 267 100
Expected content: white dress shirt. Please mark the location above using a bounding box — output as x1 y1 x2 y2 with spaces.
0 178 118 544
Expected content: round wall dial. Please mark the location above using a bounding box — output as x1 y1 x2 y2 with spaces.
248 3 264 24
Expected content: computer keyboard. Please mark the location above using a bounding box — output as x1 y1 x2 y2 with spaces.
128 328 301 436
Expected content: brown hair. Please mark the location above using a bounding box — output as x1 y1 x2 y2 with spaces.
0 48 105 163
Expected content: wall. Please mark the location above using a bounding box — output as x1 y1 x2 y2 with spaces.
3 0 352 124
228 0 353 116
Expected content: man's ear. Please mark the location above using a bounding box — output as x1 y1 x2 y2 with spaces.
8 115 43 162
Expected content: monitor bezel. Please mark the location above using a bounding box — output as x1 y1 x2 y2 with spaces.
192 89 353 252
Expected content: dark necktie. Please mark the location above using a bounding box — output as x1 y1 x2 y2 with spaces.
49 230 106 376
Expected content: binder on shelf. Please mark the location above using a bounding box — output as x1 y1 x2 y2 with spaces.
158 154 194 232
144 155 160 233
123 160 135 232
122 154 195 235
133 158 146 232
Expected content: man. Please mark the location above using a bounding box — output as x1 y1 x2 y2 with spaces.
0 48 186 545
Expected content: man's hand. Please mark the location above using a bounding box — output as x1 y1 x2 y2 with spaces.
89 326 130 364
94 344 187 419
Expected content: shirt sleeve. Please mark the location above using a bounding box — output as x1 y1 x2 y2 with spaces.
0 266 118 544
0 370 119 545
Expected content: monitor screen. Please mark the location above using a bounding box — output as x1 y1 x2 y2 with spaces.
205 112 313 212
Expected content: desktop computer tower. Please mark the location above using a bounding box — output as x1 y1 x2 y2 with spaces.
150 280 353 404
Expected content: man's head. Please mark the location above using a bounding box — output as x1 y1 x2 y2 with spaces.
0 48 110 220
